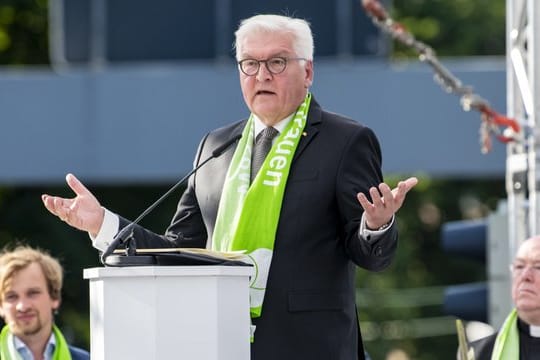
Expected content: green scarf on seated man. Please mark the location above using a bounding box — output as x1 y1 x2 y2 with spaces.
489 308 519 360
212 92 312 318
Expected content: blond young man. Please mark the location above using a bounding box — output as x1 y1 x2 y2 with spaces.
0 246 89 360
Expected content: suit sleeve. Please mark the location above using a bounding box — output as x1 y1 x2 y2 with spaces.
336 125 398 271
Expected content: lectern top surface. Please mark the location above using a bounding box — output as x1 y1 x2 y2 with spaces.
83 265 254 279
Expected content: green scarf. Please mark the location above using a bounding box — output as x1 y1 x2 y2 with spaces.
212 93 312 318
0 324 72 360
490 308 519 360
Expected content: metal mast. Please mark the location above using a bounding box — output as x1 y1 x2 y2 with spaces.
506 0 540 257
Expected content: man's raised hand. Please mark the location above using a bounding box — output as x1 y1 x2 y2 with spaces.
42 173 104 237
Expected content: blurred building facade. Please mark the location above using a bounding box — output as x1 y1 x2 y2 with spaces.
0 0 507 185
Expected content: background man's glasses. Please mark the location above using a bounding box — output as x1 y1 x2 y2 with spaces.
238 57 306 76
510 262 540 276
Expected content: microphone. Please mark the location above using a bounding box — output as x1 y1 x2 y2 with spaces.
100 134 242 265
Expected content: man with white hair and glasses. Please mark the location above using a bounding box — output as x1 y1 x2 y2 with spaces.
468 235 540 359
42 14 417 360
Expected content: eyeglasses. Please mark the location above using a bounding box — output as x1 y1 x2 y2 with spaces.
510 262 540 277
237 57 307 76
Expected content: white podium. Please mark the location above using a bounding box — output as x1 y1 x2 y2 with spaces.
83 265 253 360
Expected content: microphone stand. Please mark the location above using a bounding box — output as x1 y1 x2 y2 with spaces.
101 134 242 266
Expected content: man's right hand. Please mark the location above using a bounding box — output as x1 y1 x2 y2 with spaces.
42 173 104 237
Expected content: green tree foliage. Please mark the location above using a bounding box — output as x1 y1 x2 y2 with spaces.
0 0 49 65
392 0 506 58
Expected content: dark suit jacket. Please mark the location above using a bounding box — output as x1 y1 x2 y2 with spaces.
125 98 398 360
69 345 90 360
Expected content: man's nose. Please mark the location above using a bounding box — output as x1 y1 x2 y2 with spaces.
256 62 272 81
16 298 30 311
521 266 537 280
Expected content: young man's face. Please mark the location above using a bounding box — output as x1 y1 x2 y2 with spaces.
0 262 59 341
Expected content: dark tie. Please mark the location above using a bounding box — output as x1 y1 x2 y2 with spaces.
251 126 279 181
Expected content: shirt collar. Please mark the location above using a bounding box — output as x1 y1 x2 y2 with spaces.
253 113 294 138
13 331 56 360
530 324 540 338
518 317 540 338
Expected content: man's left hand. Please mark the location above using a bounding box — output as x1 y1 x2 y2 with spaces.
357 177 418 230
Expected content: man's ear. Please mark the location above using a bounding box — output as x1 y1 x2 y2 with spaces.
52 298 60 312
304 60 314 88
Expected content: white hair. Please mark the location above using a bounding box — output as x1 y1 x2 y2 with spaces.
234 14 314 61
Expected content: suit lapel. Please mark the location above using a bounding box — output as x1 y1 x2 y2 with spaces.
220 122 246 166
293 98 322 162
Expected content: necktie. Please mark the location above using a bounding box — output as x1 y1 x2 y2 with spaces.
251 126 279 181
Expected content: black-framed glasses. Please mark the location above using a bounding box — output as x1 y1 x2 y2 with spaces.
237 57 307 76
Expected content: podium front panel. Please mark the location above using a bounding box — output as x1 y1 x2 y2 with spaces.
84 266 253 360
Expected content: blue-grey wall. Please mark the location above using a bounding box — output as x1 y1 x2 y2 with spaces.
0 57 507 185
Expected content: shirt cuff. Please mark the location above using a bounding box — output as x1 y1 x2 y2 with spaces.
89 208 120 252
359 214 394 244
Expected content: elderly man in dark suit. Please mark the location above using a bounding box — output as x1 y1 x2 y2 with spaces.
42 14 417 360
